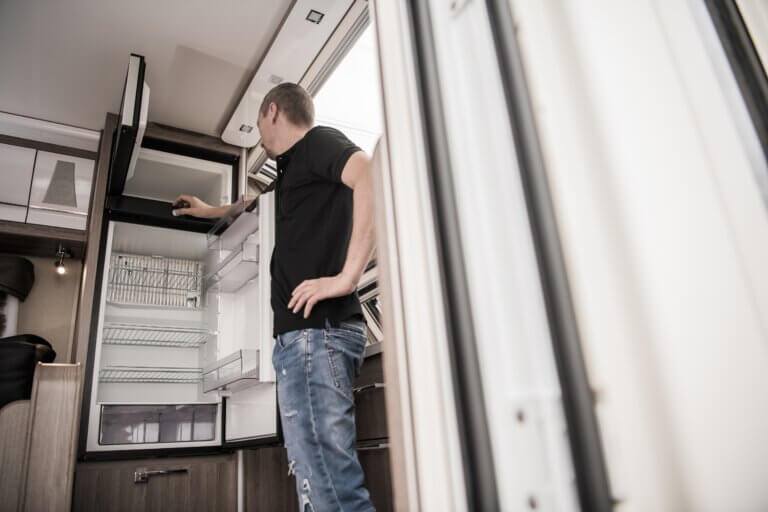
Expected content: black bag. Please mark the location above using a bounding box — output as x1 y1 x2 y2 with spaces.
0 334 56 409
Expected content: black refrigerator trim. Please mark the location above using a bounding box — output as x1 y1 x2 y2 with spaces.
106 195 216 233
704 0 768 184
406 2 500 510
484 0 614 510
108 54 146 197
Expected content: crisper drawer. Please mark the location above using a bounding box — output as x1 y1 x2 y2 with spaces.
99 403 218 445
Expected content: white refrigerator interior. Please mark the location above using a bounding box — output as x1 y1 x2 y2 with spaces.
85 196 276 452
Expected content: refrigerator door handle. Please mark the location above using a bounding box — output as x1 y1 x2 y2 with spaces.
133 467 188 483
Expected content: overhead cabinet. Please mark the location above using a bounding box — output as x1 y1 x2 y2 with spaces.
0 142 95 229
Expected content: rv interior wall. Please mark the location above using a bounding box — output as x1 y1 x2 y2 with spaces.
16 256 83 361
510 1 768 511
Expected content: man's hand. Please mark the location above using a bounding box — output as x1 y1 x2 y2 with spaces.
288 274 357 319
172 194 229 219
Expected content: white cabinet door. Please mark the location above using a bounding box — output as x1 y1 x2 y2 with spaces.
0 143 35 221
28 150 94 230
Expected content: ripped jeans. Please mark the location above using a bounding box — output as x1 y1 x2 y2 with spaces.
273 318 375 512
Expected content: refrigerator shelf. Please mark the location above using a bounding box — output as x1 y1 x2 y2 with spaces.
107 253 203 309
99 365 203 384
102 321 213 348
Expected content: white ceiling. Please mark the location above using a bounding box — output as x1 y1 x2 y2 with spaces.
0 0 293 135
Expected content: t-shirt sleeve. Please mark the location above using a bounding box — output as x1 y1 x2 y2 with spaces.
310 127 362 183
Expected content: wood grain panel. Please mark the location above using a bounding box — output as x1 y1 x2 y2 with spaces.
21 363 82 512
0 400 31 511
242 445 298 512
72 454 236 512
71 112 115 366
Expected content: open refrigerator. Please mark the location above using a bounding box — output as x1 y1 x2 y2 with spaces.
81 187 278 456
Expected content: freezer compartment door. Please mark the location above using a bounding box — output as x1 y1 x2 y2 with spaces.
224 383 278 444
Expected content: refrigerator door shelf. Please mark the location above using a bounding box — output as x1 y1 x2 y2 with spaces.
203 349 268 394
205 238 259 294
207 208 260 251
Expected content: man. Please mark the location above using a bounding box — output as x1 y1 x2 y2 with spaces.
174 83 376 511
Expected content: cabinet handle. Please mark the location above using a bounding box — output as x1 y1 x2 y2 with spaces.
134 467 188 483
353 382 385 394
357 442 390 451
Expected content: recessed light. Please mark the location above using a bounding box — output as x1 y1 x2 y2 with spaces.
239 124 254 133
306 9 324 24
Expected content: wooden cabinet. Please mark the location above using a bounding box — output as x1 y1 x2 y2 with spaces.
243 445 299 511
359 445 394 512
0 142 35 222
355 354 388 442
72 454 236 512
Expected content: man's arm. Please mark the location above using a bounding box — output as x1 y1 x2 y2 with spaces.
172 190 264 219
288 151 375 318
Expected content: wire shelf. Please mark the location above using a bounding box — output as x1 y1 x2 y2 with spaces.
107 253 203 309
102 322 212 348
99 366 203 384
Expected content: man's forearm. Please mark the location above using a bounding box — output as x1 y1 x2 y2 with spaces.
339 172 376 291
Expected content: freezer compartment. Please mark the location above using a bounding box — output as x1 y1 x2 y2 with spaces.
107 253 204 309
123 147 232 206
203 349 262 393
99 403 217 445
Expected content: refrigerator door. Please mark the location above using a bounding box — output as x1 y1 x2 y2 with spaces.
109 54 147 196
203 193 278 446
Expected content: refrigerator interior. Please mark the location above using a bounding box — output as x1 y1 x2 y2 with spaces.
85 198 276 453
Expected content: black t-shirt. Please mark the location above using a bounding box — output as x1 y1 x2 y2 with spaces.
270 126 363 336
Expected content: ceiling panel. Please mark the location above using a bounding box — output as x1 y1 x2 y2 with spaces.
0 0 292 134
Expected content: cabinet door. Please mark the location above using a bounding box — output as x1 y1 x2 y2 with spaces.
0 143 35 222
28 150 94 230
72 454 236 512
359 445 394 512
355 354 388 441
243 446 299 511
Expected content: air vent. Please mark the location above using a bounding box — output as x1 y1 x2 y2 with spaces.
239 124 254 133
306 9 324 24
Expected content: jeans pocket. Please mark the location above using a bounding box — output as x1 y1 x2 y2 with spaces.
278 329 306 350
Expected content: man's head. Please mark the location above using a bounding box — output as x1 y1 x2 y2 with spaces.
257 82 315 158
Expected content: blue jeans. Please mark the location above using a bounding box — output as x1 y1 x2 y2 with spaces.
273 318 375 512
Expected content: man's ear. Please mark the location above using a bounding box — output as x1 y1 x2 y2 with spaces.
269 102 279 124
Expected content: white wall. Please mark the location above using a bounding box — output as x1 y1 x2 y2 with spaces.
16 255 82 362
510 1 768 510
